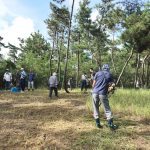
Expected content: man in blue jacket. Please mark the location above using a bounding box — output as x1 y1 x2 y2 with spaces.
92 64 117 129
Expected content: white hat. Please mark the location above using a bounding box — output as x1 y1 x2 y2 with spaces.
21 68 24 70
53 72 57 76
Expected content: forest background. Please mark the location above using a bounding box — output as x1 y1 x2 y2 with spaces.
0 0 150 91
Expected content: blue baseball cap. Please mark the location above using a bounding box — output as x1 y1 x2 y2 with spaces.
102 64 109 71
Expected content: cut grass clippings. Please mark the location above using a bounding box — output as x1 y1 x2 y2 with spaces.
0 89 149 150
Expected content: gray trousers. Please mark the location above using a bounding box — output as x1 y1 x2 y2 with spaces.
92 93 113 120
28 81 34 89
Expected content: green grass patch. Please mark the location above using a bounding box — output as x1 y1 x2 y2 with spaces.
73 127 138 150
86 89 150 118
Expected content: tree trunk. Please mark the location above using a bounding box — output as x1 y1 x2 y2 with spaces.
49 41 54 76
146 55 150 88
110 30 124 87
57 33 63 89
63 0 75 93
76 32 80 88
96 42 102 69
141 54 149 88
134 53 140 88
116 48 134 85
56 32 59 74
146 60 150 88
49 31 57 76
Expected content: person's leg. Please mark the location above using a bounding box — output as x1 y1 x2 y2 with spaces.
92 93 102 128
22 79 25 91
100 95 117 129
70 84 72 90
54 87 58 97
28 81 30 91
81 81 83 91
82 80 86 91
31 81 34 91
99 95 112 120
8 81 11 90
20 79 23 91
5 81 7 90
85 80 87 91
5 81 9 90
49 87 53 98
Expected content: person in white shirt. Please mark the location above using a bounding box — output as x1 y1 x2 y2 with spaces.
49 72 58 98
68 78 73 91
20 68 27 92
81 73 87 92
3 69 12 90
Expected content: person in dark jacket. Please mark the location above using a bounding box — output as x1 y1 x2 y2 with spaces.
92 64 117 129
28 69 35 91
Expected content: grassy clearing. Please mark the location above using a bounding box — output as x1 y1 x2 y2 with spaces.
110 89 150 117
86 89 150 118
0 89 150 150
85 88 150 150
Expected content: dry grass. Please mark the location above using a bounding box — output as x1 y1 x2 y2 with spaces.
0 90 95 150
0 89 150 150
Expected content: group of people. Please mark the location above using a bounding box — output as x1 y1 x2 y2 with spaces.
80 68 95 92
3 68 35 92
3 64 118 130
48 69 95 97
48 64 117 129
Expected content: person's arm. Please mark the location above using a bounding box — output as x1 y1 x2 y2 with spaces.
92 72 97 88
92 80 96 88
48 77 51 86
55 77 58 86
24 71 27 77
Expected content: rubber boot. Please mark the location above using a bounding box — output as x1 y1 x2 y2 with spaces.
95 118 103 128
108 118 118 130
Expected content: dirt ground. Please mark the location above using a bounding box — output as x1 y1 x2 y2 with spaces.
0 90 95 150
0 90 150 150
